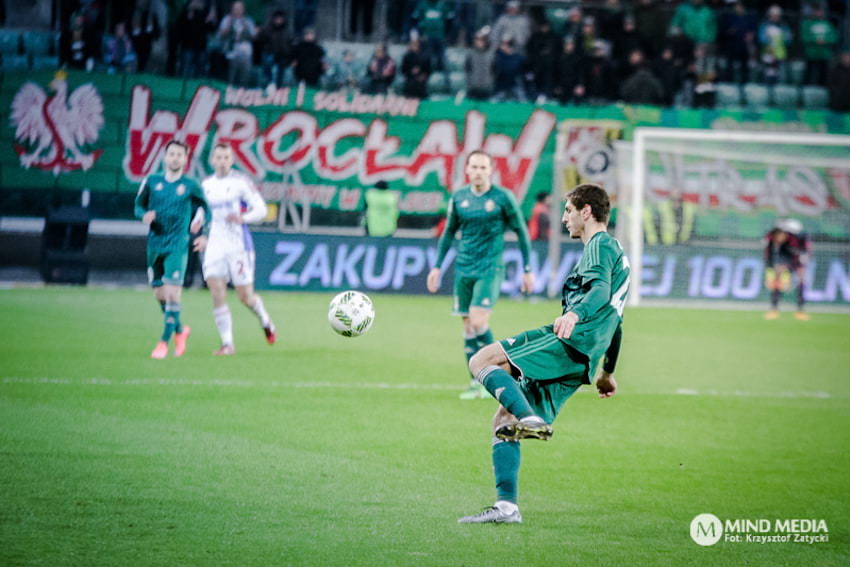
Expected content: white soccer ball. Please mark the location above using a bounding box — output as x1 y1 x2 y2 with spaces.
327 291 375 337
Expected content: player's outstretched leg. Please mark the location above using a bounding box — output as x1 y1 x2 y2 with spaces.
238 286 276 345
174 325 191 357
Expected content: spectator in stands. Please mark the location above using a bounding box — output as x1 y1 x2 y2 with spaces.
634 0 671 59
218 0 257 86
654 46 683 106
668 26 696 71
401 37 431 98
620 50 665 105
612 16 643 79
553 36 586 105
291 28 326 87
584 40 616 103
411 0 453 73
562 7 584 50
465 32 494 100
257 9 293 87
579 16 599 58
366 44 397 94
718 1 757 84
350 0 376 40
669 0 716 46
491 1 531 53
528 192 551 241
688 43 718 108
104 22 137 74
598 0 626 41
525 19 558 102
175 0 215 79
758 5 792 85
330 49 363 90
60 13 98 71
800 3 838 87
493 36 526 102
827 50 850 112
130 2 160 73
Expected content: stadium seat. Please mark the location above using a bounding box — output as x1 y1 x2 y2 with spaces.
22 31 55 56
715 83 742 107
0 29 20 55
773 84 799 109
427 71 448 94
789 60 806 86
801 86 828 110
448 71 465 93
1 54 30 70
31 55 59 70
743 83 769 109
445 48 465 73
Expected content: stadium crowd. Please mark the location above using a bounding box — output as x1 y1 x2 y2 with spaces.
1 0 848 111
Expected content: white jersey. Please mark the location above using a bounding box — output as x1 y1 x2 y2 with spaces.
201 171 267 260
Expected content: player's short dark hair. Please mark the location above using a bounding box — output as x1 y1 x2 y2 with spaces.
165 139 189 154
465 150 492 165
566 183 610 223
213 142 233 152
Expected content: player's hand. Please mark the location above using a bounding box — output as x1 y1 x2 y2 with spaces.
142 211 156 225
193 235 207 252
426 268 441 293
521 272 534 294
226 213 244 224
596 371 617 398
553 311 579 339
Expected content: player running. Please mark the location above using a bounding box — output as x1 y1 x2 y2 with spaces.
427 150 534 399
134 140 210 359
201 143 276 355
764 218 811 320
458 183 629 524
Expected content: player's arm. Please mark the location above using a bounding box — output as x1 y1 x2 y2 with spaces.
596 323 621 398
134 177 155 224
503 191 534 292
189 181 210 252
233 179 268 224
554 242 614 339
428 197 459 293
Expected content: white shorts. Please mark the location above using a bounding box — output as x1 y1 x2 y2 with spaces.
203 250 255 286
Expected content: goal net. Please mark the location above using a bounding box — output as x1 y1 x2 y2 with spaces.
616 128 850 308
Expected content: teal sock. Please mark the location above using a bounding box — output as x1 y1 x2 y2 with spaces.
493 439 521 503
476 328 494 349
162 303 182 341
464 334 479 380
476 366 535 419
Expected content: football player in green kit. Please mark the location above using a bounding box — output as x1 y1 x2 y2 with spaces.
427 150 534 400
458 183 630 524
134 140 210 359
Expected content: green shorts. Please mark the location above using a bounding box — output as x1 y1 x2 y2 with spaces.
147 249 188 287
453 272 503 315
499 324 590 423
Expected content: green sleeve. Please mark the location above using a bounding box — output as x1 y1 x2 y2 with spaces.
503 191 532 272
572 240 615 321
571 278 612 322
190 180 211 235
602 323 623 374
435 197 460 267
133 177 150 219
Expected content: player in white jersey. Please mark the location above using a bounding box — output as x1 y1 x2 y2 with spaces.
202 142 276 355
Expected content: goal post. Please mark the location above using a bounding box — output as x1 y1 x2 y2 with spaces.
627 127 850 307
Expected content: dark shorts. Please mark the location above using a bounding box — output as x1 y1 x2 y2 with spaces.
499 324 590 424
453 272 503 315
147 249 188 287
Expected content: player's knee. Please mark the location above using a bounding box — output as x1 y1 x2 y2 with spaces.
469 343 502 376
238 290 254 306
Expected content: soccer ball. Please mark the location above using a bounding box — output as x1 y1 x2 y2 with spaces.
328 291 375 337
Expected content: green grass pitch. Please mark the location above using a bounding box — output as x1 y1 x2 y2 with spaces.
1 287 849 566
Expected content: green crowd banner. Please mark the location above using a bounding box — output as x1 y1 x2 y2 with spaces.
3 69 850 220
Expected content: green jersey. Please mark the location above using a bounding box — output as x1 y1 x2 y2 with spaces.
134 173 209 253
436 184 532 278
561 231 630 372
